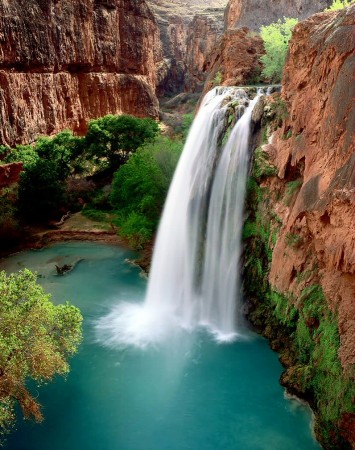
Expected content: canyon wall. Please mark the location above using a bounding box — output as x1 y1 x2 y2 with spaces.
147 0 227 95
184 13 225 93
0 0 162 147
245 5 354 448
268 5 355 371
198 0 335 99
200 28 264 97
225 0 332 31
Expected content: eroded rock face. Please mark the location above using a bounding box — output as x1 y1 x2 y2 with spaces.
0 0 162 146
184 14 225 92
200 28 264 98
0 162 23 188
267 6 355 369
147 0 227 96
225 0 332 31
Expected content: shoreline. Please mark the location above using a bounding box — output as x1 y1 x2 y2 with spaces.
0 213 133 261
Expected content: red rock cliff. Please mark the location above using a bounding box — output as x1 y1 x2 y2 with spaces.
184 14 225 93
147 0 227 96
266 5 355 370
0 0 162 147
225 0 331 31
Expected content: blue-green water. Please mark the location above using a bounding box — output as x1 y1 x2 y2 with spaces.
1 242 321 450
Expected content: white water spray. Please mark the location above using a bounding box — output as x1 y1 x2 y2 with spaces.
96 87 262 348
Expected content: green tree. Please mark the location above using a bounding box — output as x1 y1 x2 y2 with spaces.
260 17 298 83
17 159 65 221
34 131 84 179
0 269 82 441
2 145 39 169
9 131 83 222
326 0 355 9
110 136 182 247
84 115 159 171
0 186 21 248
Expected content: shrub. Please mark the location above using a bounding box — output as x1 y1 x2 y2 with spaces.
326 0 355 10
252 147 278 180
284 179 302 206
285 232 303 248
213 71 223 86
260 18 298 83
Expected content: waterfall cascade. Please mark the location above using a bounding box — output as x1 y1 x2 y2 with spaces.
97 87 263 348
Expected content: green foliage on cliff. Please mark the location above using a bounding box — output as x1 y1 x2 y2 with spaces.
294 284 355 436
284 179 302 206
269 291 298 327
326 0 355 10
252 147 278 179
110 136 183 248
212 71 223 86
243 143 355 448
243 156 281 299
260 18 298 83
0 269 82 442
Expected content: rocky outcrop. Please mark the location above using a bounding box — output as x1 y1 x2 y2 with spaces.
200 28 264 98
147 0 227 95
198 0 336 101
184 13 225 93
244 6 355 448
0 0 162 147
225 0 332 31
268 5 355 370
0 162 23 188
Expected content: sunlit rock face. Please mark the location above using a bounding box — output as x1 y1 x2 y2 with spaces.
0 0 162 146
147 0 227 96
266 6 355 372
224 0 332 31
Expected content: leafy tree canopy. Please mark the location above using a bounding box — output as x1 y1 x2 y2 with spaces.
110 136 182 247
0 269 82 441
260 17 298 83
84 115 159 171
326 0 355 9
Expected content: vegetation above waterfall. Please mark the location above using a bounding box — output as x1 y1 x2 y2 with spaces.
326 0 355 10
0 269 82 443
259 18 298 83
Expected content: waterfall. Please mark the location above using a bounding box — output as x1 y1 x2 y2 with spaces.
96 87 262 348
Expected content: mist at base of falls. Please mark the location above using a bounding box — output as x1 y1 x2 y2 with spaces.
96 87 260 349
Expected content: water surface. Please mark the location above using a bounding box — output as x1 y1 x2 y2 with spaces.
1 242 321 450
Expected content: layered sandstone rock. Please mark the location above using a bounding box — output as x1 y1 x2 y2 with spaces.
184 13 225 92
147 0 227 95
266 5 355 369
0 0 162 147
225 0 332 31
200 28 264 98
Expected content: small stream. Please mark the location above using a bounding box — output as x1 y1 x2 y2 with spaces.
1 242 321 450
